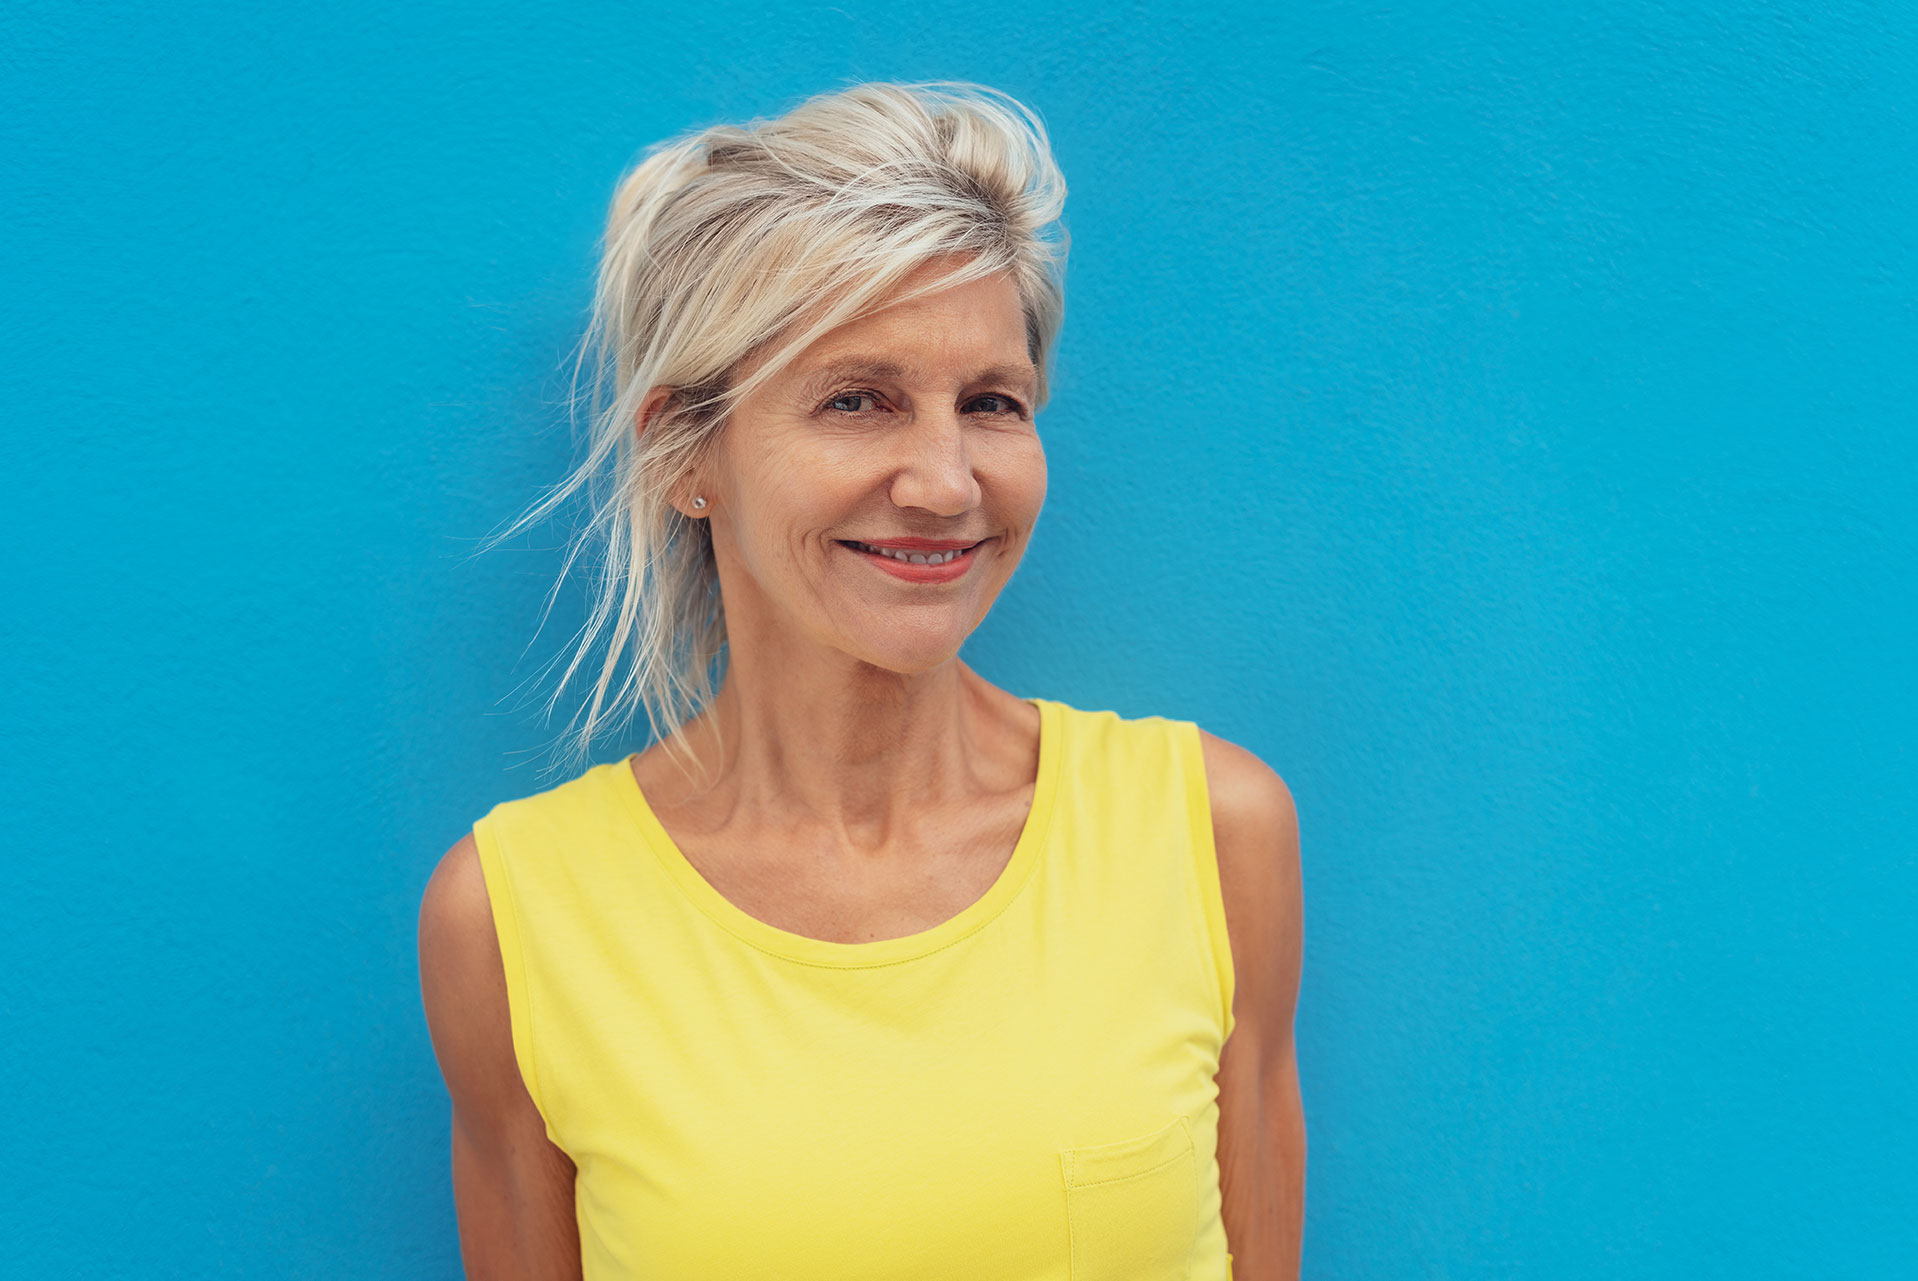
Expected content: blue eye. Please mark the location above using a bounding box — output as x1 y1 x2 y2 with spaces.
968 394 1026 416
826 392 879 413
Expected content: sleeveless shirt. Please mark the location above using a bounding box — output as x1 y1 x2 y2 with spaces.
471 697 1239 1280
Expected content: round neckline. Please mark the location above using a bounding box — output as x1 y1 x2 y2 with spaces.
608 695 1063 968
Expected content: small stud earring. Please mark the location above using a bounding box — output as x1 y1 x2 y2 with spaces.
691 496 707 509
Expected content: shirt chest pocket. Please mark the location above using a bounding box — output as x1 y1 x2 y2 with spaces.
1058 1114 1200 1281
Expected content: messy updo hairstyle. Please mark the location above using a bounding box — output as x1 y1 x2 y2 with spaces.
487 81 1069 778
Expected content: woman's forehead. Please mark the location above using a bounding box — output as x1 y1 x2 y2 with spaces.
725 260 1032 400
789 273 1030 366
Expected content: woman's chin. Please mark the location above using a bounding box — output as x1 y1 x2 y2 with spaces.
834 626 975 676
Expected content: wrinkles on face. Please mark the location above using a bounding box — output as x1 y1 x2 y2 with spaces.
702 260 1047 673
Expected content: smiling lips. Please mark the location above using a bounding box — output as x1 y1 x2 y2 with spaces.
843 539 975 565
839 537 988 581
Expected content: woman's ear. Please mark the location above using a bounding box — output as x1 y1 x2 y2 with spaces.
635 385 675 441
638 385 719 521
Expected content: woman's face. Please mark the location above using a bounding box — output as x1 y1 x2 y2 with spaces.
683 259 1047 678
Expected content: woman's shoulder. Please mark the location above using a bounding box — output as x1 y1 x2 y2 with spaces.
1190 724 1295 833
1172 713 1296 889
1041 697 1296 832
1056 694 1299 909
1052 697 1300 928
414 762 624 1112
1042 697 1284 783
1185 719 1302 1045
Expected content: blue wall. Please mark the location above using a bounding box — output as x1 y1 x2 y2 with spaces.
5 2 1911 1275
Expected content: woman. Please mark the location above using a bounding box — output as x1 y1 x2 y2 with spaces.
419 81 1305 1280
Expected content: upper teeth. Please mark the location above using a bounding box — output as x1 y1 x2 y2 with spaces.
851 541 967 565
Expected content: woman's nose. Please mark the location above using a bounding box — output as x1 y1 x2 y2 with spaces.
888 408 980 517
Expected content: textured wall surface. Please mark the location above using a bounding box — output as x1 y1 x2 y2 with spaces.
4 1 1912 1276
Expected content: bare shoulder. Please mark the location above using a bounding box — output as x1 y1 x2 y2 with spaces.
420 831 489 942
1195 728 1304 1030
417 832 523 1122
1196 729 1298 855
1196 727 1301 903
419 832 496 999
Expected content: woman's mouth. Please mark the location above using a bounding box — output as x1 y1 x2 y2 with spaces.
837 538 989 582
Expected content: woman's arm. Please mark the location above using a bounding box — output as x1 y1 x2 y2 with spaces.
1201 730 1307 1280
418 833 583 1279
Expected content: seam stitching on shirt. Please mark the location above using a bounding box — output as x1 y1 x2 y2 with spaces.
1176 719 1235 1042
475 812 553 1133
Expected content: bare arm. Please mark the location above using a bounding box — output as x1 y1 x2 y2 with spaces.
1201 731 1307 1279
418 832 582 1279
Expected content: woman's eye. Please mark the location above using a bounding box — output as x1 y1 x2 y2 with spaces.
826 392 879 413
967 394 1026 416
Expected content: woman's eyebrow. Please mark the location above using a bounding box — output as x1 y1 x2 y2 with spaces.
795 360 912 398
969 362 1040 393
795 359 1039 398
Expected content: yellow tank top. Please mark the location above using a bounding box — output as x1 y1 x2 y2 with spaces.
472 697 1238 1280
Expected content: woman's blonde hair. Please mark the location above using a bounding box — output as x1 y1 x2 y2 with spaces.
485 81 1070 779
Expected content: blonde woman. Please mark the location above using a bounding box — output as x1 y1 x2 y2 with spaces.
418 81 1305 1280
